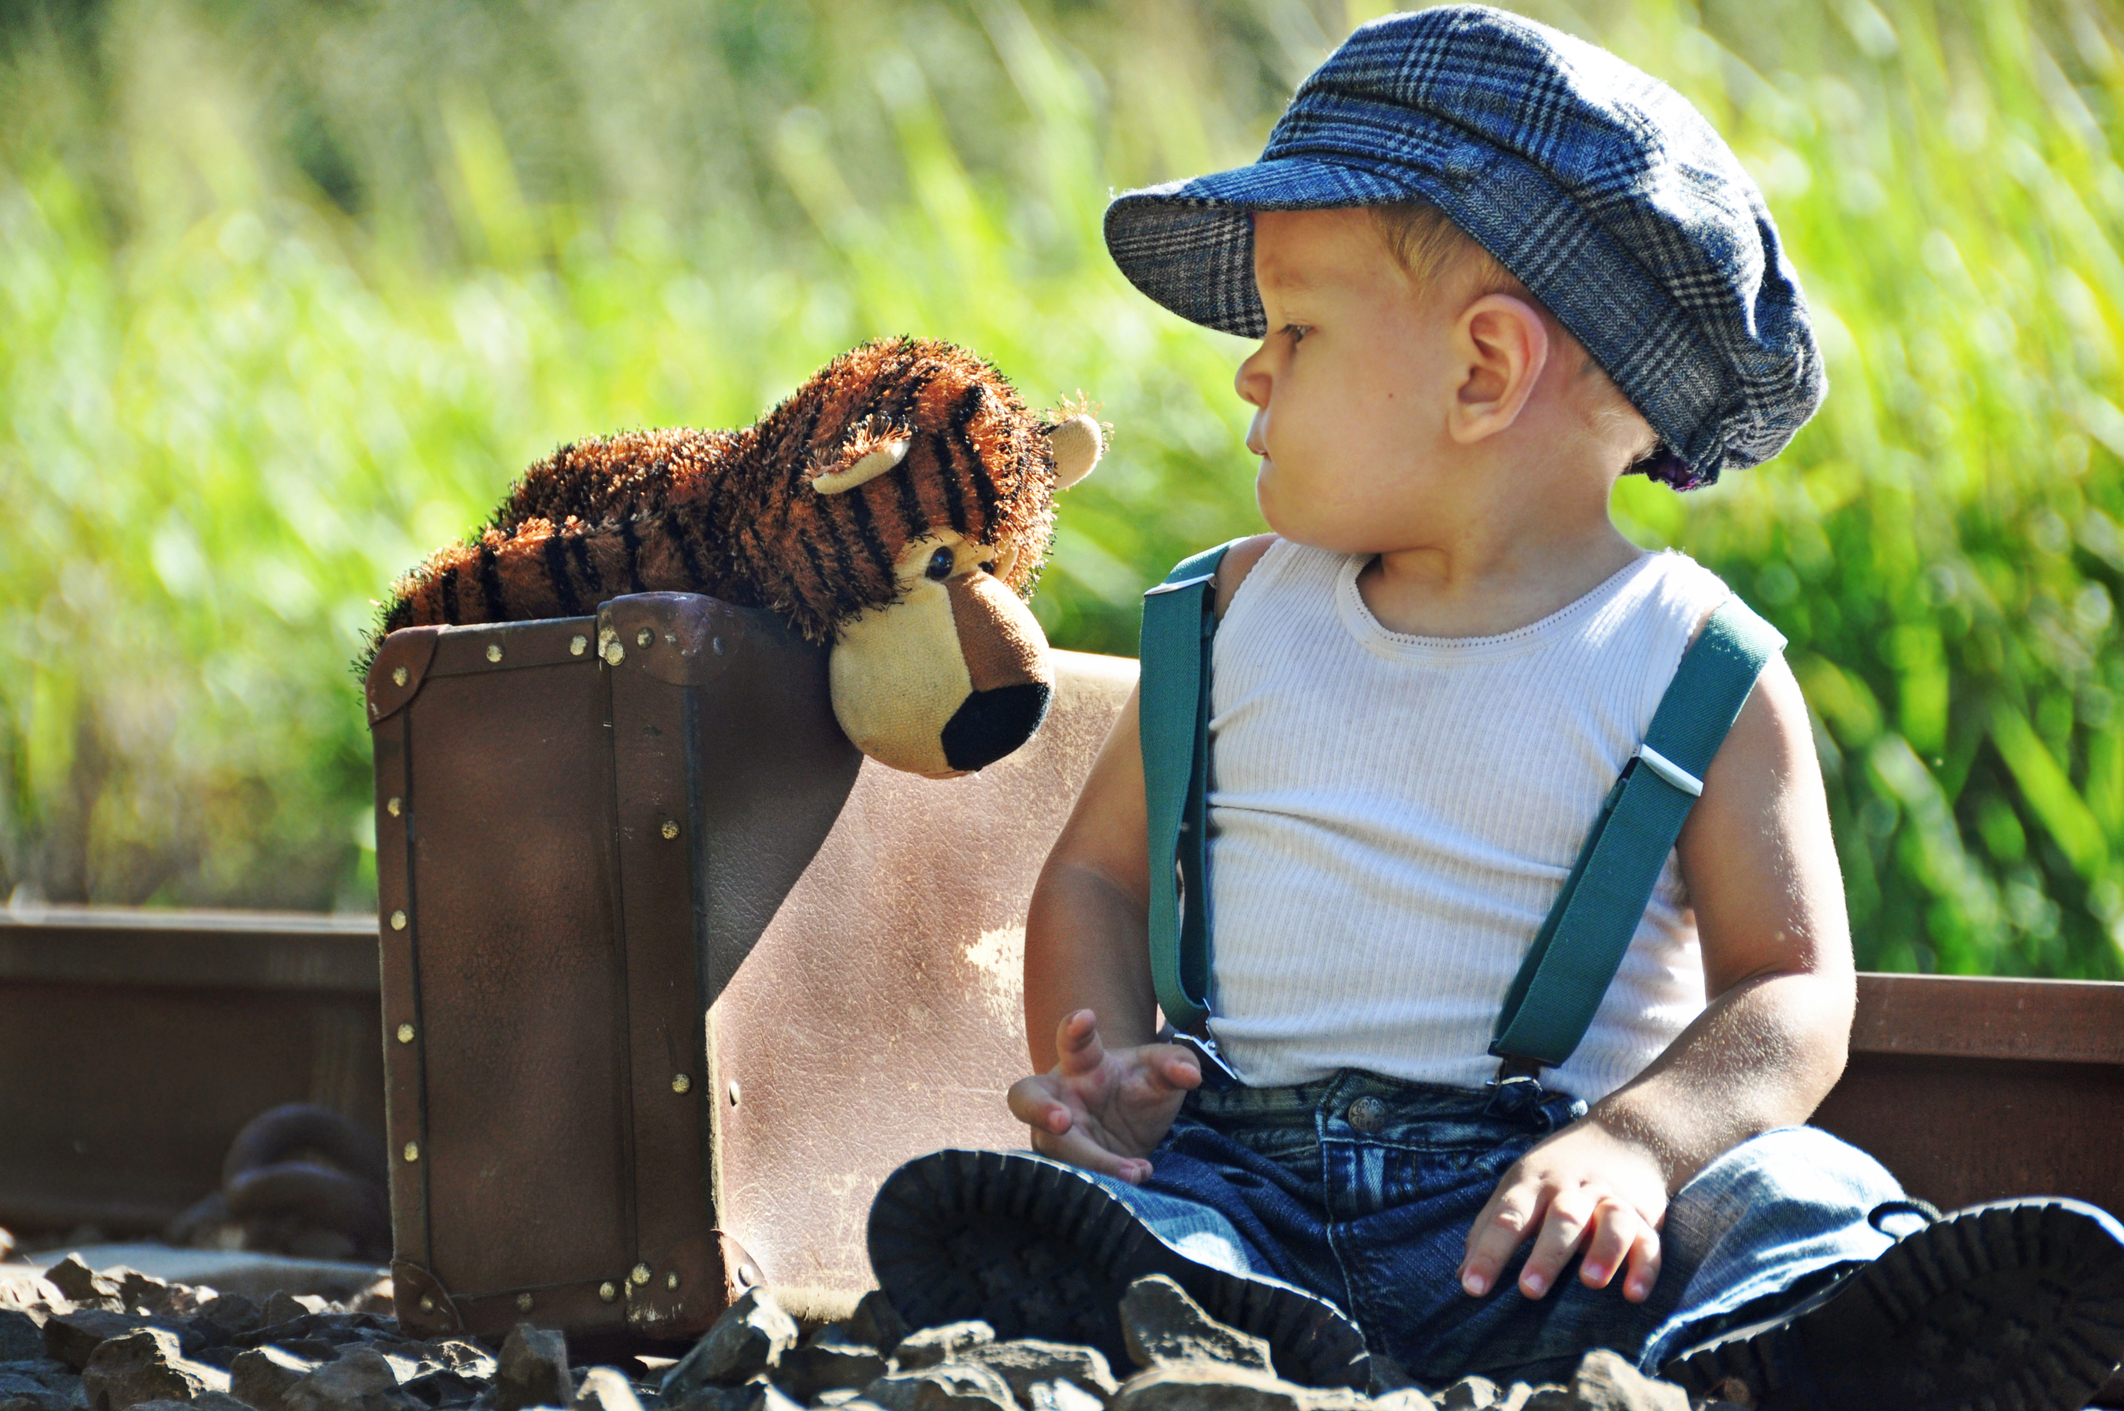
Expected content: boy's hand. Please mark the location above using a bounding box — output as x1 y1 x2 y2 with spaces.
1007 1009 1202 1184
1458 1116 1667 1304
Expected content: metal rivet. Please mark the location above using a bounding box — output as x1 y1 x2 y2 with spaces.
514 1292 534 1312
738 1264 761 1288
392 666 409 687
630 1263 652 1286
386 797 402 817
602 641 625 666
570 634 588 657
727 1080 740 1106
486 643 503 663
665 1271 680 1290
671 1073 692 1094
419 1294 436 1313
390 910 407 932
598 1282 618 1303
397 1023 416 1044
636 628 653 648
403 1141 420 1162
1346 1096 1388 1135
661 820 679 840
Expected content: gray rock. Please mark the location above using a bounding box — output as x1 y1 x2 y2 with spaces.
571 1369 642 1411
491 1326 571 1411
1491 1387 1566 1411
862 1364 1018 1411
846 1295 909 1357
257 1302 326 1334
396 1372 484 1410
659 1293 797 1396
1117 1279 1270 1375
665 1384 802 1411
1109 1364 1303 1411
1695 1379 1754 1410
1564 1352 1687 1411
136 1395 251 1411
42 1257 122 1311
48 1309 202 1377
283 1351 406 1411
1021 1385 1101 1411
230 1346 321 1411
420 1346 493 1381
1371 1392 1438 1411
0 1314 44 1364
116 1275 175 1318
772 1334 887 1401
196 1301 264 1340
81 1328 230 1411
1433 1379 1497 1411
0 1363 76 1411
961 1341 1118 1406
888 1323 994 1373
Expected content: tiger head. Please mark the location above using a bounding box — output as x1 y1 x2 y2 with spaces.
761 339 1104 778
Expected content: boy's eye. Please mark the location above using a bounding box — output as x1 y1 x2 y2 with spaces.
924 546 955 581
1281 324 1310 345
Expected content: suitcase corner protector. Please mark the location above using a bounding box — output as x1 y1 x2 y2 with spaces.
390 1257 466 1337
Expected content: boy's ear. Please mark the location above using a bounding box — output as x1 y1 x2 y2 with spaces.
1448 293 1549 446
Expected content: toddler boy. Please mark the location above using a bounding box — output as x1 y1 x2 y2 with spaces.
867 9 2124 1408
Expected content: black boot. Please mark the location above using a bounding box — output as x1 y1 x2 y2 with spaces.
1662 1198 2124 1411
867 1147 1371 1389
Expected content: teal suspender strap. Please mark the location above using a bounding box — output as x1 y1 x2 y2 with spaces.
1488 597 1788 1070
1139 542 1233 1034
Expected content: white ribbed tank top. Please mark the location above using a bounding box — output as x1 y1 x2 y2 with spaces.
1201 540 1736 1102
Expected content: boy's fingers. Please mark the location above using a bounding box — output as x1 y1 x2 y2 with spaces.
1518 1187 1598 1298
1055 1010 1106 1074
1576 1198 1639 1290
1030 1122 1151 1185
1005 1077 1073 1135
1146 1045 1203 1092
1621 1224 1663 1302
1460 1175 1545 1297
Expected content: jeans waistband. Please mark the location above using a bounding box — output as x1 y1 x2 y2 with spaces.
1183 1068 1585 1133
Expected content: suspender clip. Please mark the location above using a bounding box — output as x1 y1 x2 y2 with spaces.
1635 743 1703 797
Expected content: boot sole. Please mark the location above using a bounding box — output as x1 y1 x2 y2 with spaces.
867 1148 1371 1389
1662 1199 2124 1411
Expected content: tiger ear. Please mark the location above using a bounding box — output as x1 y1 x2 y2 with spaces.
1044 414 1103 490
812 438 910 495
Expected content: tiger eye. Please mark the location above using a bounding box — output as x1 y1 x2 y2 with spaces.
925 547 955 581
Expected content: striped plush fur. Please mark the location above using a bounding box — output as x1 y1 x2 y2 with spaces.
375 338 1070 649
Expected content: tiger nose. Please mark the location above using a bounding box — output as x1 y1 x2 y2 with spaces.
942 572 1056 771
940 681 1053 772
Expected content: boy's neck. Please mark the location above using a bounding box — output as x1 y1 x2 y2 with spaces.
1352 476 1645 639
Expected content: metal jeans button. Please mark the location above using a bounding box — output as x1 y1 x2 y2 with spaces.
1346 1096 1388 1134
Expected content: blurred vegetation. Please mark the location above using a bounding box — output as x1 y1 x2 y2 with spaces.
1 0 2122 979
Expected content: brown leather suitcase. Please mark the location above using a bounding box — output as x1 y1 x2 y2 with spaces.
364 591 1132 1344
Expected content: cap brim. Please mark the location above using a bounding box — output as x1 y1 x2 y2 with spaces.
1104 159 1416 340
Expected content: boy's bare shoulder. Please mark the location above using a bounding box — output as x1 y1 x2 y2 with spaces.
1213 534 1279 620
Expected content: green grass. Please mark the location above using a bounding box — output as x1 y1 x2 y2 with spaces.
2 0 2122 979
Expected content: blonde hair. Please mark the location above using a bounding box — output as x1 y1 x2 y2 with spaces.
1368 201 1659 468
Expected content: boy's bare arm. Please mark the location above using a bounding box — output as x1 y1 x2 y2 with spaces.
1461 651 1855 1303
1013 536 1279 1179
1023 684 1159 1066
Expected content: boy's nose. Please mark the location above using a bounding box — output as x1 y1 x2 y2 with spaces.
1234 344 1271 409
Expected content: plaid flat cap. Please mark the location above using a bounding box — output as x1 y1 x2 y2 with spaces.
1104 5 1823 489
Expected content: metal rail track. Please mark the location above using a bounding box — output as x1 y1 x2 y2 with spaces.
2 907 2121 1239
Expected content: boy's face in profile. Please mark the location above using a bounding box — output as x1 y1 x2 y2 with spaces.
1235 207 1460 554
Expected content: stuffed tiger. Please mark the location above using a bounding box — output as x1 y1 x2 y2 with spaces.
374 337 1103 777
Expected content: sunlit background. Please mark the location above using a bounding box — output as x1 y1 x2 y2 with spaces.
2 0 2121 979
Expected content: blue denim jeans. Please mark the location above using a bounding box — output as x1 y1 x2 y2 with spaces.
1079 1070 1909 1387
